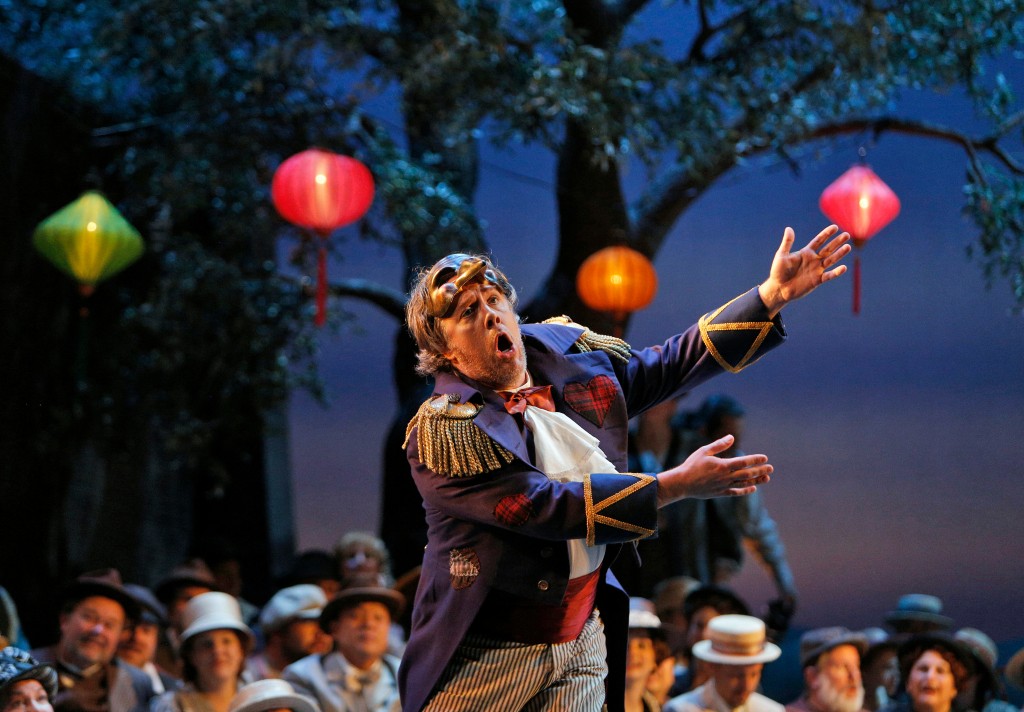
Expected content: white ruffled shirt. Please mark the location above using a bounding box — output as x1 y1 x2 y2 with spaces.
510 375 618 578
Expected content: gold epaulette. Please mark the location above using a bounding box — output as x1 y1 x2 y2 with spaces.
403 394 516 478
542 316 632 364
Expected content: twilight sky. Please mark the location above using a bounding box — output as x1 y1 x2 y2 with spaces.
285 16 1024 642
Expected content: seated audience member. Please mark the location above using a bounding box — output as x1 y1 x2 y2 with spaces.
333 534 394 588
860 629 900 712
151 592 253 712
226 679 319 712
283 584 404 712
626 600 666 712
786 627 868 712
0 647 57 712
653 577 700 671
153 560 218 675
883 596 953 637
31 569 155 712
118 584 179 694
665 614 783 712
671 586 751 696
248 586 330 681
952 628 1016 712
282 552 341 601
879 633 974 712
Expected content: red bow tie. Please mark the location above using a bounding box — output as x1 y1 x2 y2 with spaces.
502 384 556 415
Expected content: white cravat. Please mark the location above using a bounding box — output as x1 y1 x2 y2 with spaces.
513 376 615 578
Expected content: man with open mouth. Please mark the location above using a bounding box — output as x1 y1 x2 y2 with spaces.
399 225 851 712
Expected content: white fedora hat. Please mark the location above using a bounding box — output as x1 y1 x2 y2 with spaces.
692 614 781 665
228 679 318 712
180 591 253 648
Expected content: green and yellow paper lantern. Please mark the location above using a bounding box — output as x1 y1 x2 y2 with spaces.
32 191 144 296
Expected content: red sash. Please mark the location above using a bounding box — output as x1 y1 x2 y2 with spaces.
470 568 600 644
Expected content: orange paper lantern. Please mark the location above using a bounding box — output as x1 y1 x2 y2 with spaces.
819 165 900 314
576 246 657 323
271 149 374 326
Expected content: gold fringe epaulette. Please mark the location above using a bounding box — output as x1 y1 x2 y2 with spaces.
403 394 516 478
542 315 632 364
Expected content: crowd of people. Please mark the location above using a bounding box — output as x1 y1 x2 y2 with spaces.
4 237 1019 712
2 541 1023 712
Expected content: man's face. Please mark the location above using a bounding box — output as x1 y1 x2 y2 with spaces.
329 602 391 670
440 283 526 391
808 645 865 712
711 662 763 708
686 605 720 650
58 596 126 669
280 619 331 663
117 620 160 668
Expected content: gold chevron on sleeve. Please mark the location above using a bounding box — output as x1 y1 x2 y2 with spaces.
698 295 773 373
584 473 657 546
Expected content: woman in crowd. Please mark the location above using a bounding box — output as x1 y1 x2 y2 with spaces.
0 647 56 712
151 592 253 712
880 634 975 712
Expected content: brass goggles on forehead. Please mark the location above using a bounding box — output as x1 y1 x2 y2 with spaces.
426 254 506 318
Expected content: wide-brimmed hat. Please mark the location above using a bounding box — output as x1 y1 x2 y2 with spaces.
0 647 58 700
628 598 667 640
799 627 869 668
179 592 253 649
320 586 405 631
953 628 1001 690
884 594 952 630
124 584 167 626
227 679 318 712
154 559 218 604
692 614 781 665
259 585 327 634
62 569 140 622
897 632 976 689
1005 645 1024 691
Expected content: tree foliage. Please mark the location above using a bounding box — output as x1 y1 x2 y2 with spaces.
2 0 1023 494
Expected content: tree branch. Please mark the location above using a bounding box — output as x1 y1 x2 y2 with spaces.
800 117 1024 175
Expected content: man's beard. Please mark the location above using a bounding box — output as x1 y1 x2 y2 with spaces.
812 673 865 712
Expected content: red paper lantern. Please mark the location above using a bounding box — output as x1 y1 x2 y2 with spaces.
271 149 374 326
819 165 900 314
576 246 657 333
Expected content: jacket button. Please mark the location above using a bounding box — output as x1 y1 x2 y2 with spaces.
537 580 549 591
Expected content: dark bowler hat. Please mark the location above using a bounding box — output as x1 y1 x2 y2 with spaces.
124 583 167 626
154 559 218 604
799 627 869 668
884 593 952 630
62 569 140 622
320 586 406 631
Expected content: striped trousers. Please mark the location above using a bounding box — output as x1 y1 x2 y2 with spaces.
422 609 608 711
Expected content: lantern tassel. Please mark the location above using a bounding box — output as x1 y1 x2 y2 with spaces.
852 252 862 315
315 244 328 327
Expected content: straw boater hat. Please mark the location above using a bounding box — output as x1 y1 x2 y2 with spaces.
799 627 869 668
0 647 58 701
227 679 318 712
319 586 406 632
692 614 781 665
179 592 254 650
